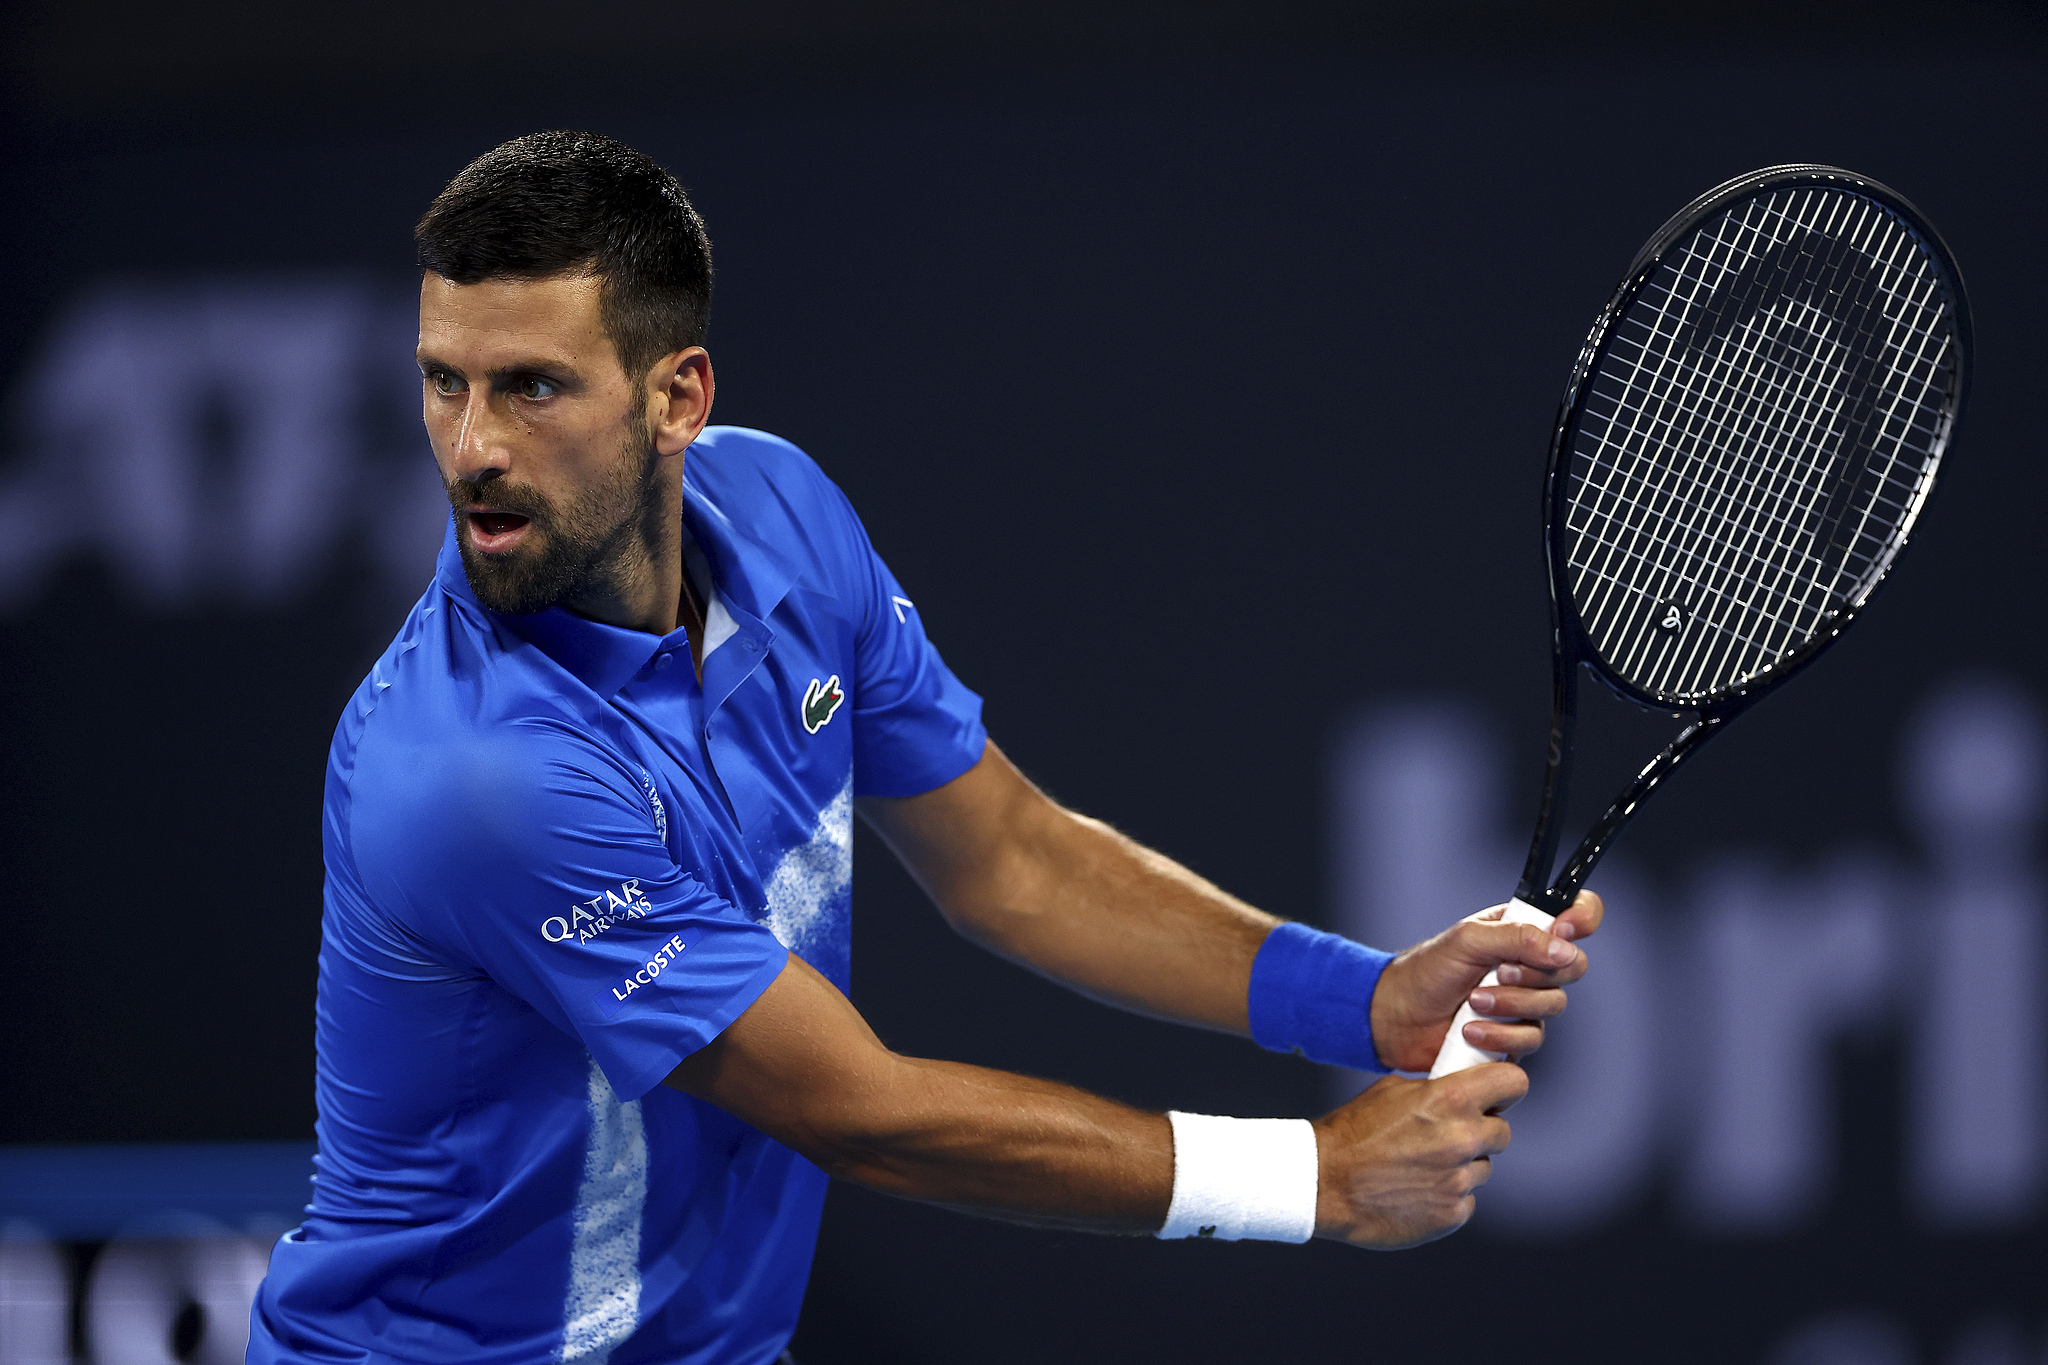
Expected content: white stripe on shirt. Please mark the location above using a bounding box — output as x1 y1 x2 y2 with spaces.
559 1059 647 1363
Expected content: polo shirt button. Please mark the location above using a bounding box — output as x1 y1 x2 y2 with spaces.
744 639 757 652
655 653 673 671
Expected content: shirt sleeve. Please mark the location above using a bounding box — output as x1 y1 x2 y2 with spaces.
347 715 789 1100
837 494 989 799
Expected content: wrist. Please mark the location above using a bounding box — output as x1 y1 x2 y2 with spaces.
1155 1111 1319 1243
1246 921 1394 1073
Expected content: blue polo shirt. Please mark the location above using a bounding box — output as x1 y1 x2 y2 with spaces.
251 426 987 1365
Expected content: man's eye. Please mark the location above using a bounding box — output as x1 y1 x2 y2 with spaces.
427 370 463 396
515 377 558 400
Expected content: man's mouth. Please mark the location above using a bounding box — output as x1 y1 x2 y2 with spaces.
466 510 533 552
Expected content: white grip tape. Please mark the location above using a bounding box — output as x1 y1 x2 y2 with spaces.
1155 1111 1319 1243
1426 897 1557 1080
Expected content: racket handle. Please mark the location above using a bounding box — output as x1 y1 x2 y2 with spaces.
1426 897 1557 1079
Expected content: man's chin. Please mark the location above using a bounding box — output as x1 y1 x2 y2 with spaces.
456 539 571 615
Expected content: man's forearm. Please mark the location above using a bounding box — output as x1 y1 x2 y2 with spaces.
803 1054 1171 1231
858 743 1280 1034
665 955 1172 1231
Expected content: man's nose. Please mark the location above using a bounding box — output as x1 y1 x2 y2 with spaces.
445 388 514 484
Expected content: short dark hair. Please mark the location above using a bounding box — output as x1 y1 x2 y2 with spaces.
415 131 713 381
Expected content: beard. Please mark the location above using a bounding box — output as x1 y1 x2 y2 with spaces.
447 414 663 616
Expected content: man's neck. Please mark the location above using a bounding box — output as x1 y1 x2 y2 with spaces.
563 475 689 637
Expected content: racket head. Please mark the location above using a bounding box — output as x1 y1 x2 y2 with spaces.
1545 165 1972 715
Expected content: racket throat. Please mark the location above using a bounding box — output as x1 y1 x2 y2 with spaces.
1515 653 1581 915
1524 713 1731 914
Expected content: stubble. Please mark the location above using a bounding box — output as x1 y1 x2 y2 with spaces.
448 411 662 616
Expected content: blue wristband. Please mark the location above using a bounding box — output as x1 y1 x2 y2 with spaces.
1247 921 1395 1073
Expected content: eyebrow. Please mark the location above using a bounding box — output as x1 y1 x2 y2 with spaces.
415 351 588 390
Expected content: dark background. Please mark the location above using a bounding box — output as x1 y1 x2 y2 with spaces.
2 3 2043 1362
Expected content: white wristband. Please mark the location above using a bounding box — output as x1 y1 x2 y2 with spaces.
1155 1111 1319 1243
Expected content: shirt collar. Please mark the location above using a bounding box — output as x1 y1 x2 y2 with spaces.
432 444 805 701
679 475 800 623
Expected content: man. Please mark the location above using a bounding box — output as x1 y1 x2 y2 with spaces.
251 131 1602 1365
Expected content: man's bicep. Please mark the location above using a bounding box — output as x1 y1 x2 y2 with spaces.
855 739 1056 928
661 953 901 1161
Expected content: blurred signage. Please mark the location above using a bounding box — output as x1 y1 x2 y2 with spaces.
1328 675 2044 1237
0 277 446 614
0 1143 313 1364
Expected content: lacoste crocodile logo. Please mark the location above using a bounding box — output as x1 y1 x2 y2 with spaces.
801 675 845 735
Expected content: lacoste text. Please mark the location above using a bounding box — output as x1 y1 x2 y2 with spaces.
610 935 691 1004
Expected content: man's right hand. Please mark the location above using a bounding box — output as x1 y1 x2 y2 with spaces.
1313 1062 1527 1248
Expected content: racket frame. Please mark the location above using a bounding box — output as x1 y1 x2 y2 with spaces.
1514 164 1973 916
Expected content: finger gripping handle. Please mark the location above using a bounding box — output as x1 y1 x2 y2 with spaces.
1426 897 1557 1079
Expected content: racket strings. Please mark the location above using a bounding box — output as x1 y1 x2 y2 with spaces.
1594 201 1882 655
1608 193 1943 633
1562 185 1954 702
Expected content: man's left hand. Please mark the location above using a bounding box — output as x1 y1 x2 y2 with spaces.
1368 890 1604 1073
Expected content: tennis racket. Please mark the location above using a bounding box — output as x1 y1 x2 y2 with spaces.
1429 164 1972 1078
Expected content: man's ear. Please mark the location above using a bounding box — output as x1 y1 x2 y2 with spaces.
649 347 714 457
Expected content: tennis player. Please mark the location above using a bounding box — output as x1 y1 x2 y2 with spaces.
249 131 1602 1365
